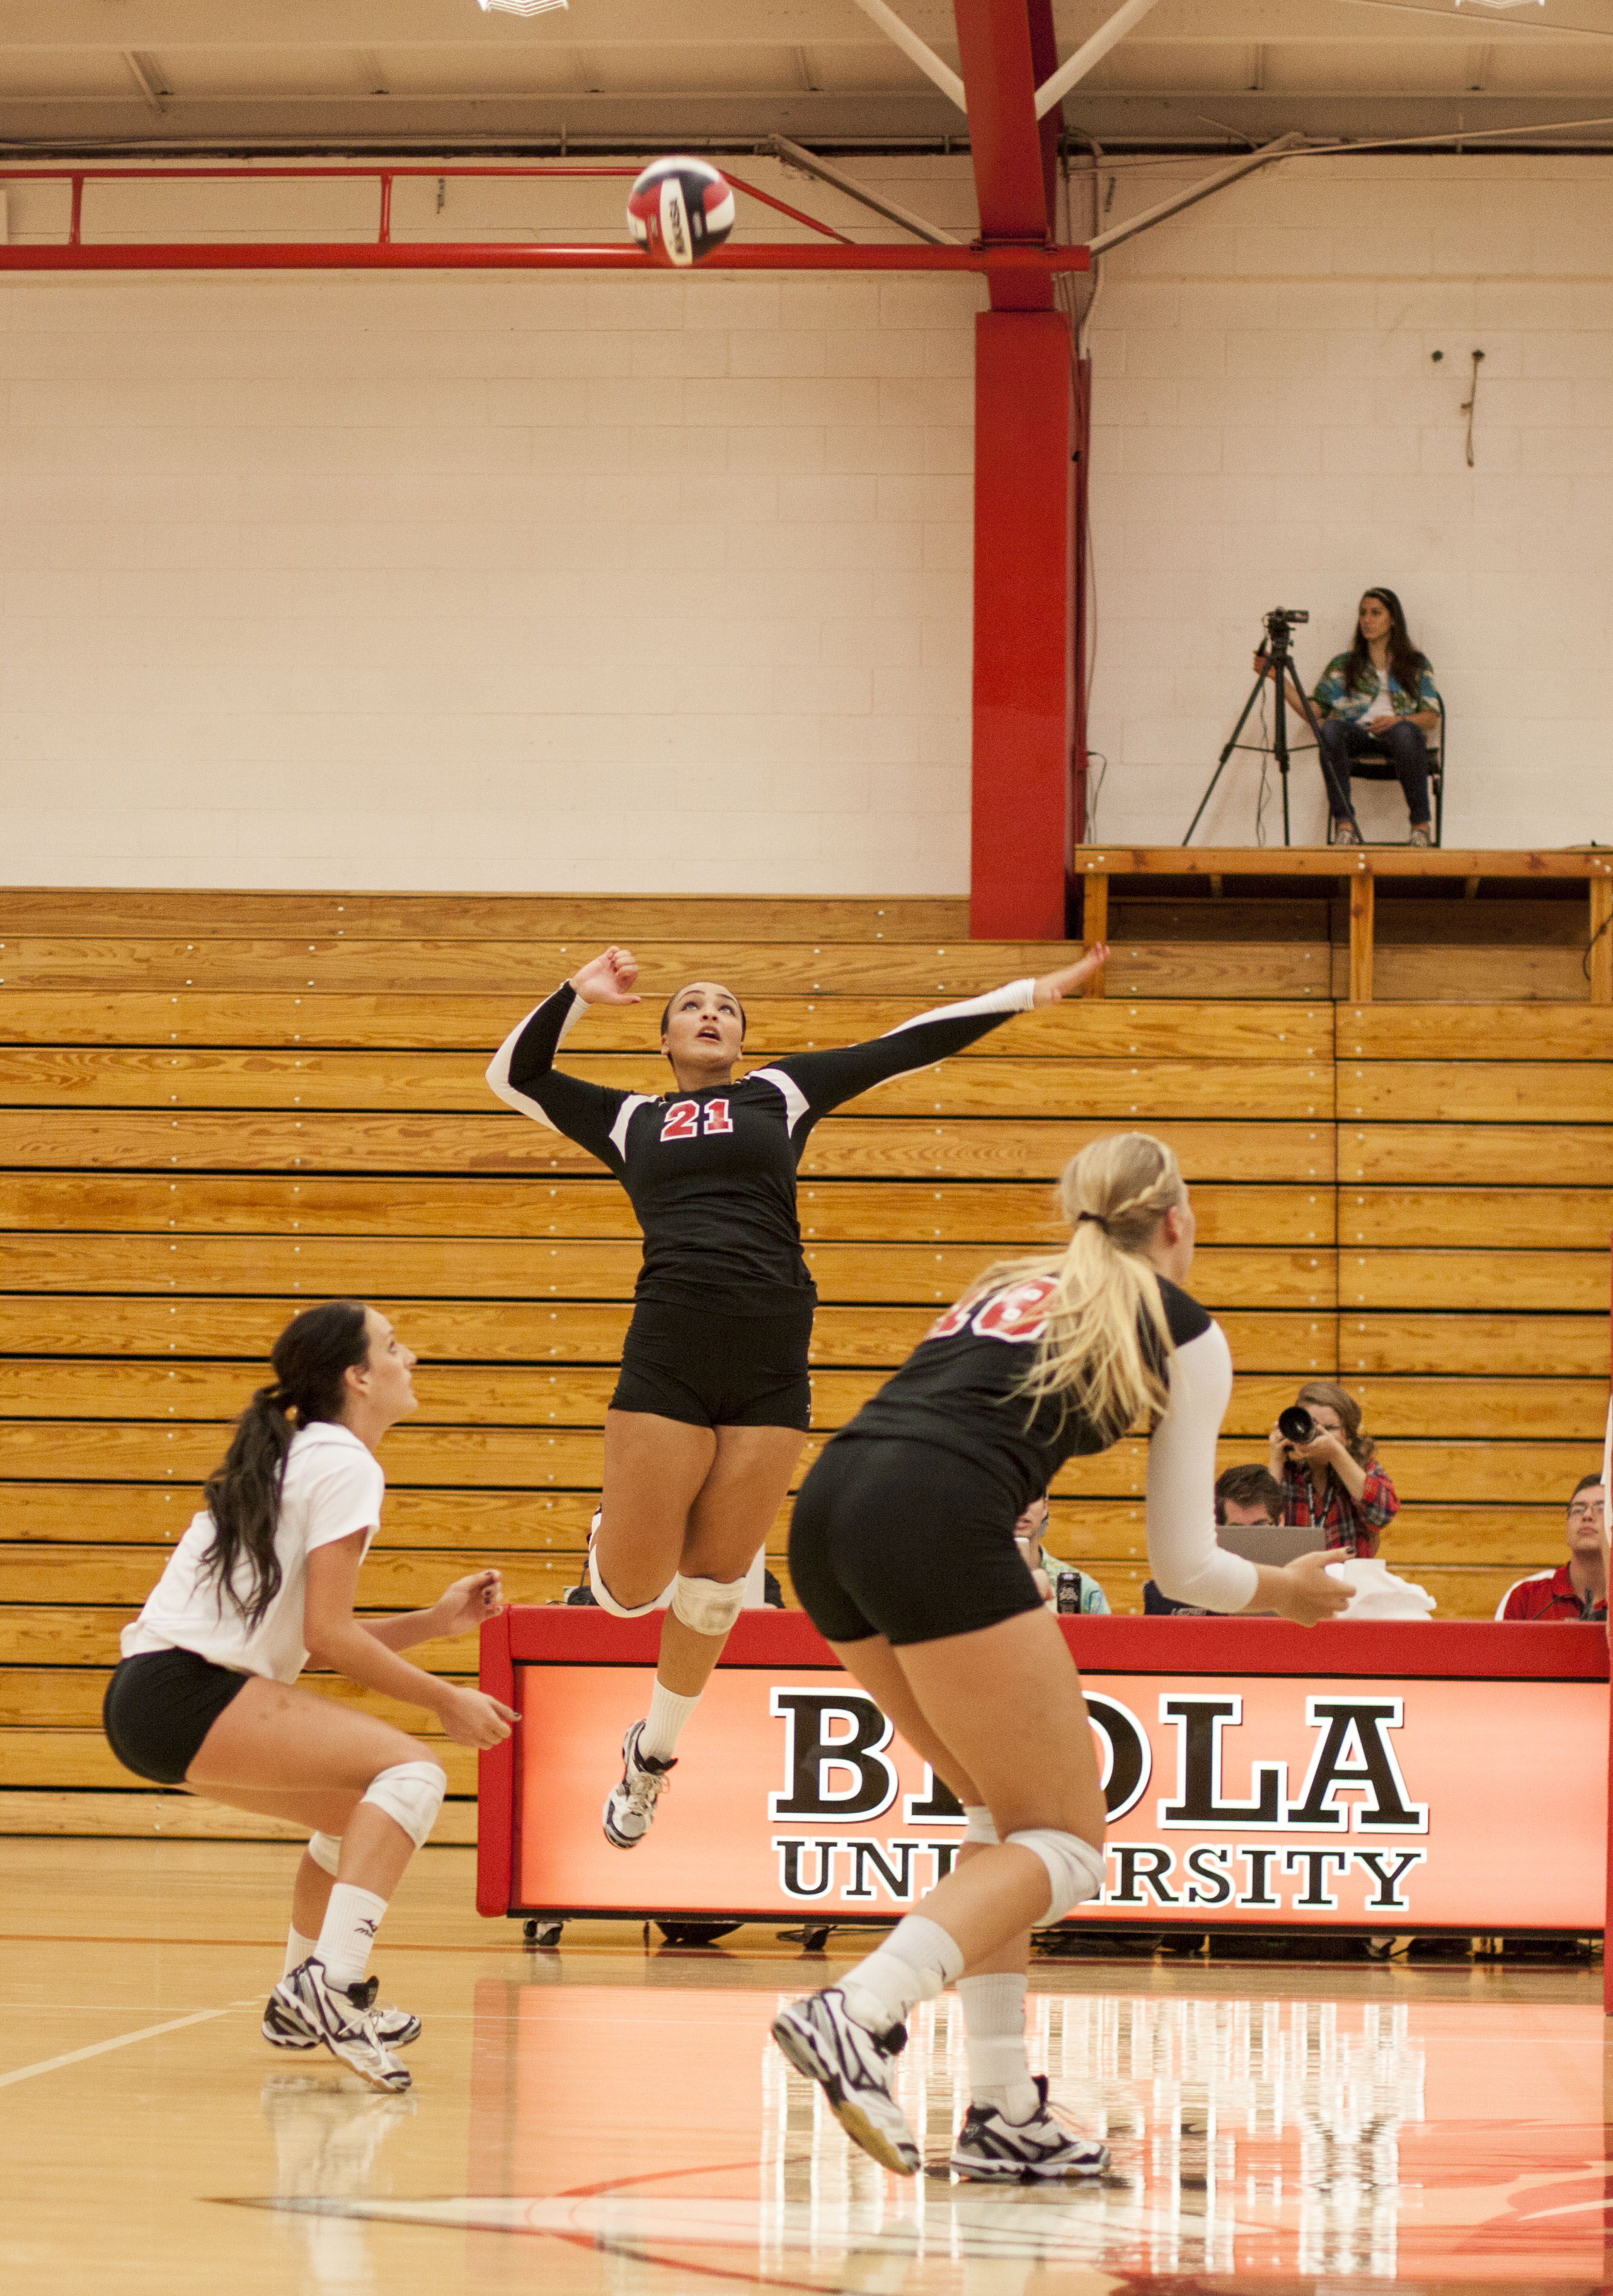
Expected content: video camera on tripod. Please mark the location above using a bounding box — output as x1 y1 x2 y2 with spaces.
1184 606 1325 848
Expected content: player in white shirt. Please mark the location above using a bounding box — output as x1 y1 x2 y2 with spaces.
104 1298 517 2091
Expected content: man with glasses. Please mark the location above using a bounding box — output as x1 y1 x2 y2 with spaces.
1496 1476 1607 1621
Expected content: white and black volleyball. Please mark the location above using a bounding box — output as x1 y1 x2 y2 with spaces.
626 157 736 269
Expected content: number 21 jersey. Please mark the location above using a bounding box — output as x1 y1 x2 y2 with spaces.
487 977 1038 1312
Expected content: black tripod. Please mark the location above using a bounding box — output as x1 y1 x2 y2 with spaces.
1184 609 1328 847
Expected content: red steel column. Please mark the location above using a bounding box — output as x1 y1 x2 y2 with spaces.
955 1 1079 936
971 307 1075 942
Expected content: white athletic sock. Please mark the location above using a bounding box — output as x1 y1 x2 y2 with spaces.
283 1924 318 1979
840 1913 965 2036
957 1971 1038 2123
316 1883 388 1991
639 1679 701 1763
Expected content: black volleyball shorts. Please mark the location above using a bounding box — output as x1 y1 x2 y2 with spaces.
102 1646 251 1785
611 1296 814 1432
788 1436 1044 1648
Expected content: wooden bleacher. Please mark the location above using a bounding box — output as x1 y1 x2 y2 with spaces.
1 885 1609 1841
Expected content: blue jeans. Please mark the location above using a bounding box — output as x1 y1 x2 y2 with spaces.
1318 716 1431 829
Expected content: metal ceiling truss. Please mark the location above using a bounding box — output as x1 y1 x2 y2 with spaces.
767 134 957 246
846 0 1165 126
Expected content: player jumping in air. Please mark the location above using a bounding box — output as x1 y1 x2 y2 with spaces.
487 940 1107 1850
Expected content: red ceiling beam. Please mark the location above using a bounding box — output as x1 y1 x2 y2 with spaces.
0 241 1089 276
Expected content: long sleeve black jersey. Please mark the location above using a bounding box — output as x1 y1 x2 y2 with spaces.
487 977 1037 1310
833 1273 1261 1614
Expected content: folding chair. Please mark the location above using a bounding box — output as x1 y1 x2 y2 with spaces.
1344 691 1446 847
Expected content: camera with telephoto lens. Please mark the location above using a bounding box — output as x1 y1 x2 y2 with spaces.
1278 1404 1318 1447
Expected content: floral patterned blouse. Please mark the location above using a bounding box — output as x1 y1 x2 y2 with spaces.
1311 653 1439 725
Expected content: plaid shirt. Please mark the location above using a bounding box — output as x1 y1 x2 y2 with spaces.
1312 652 1440 725
1278 1458 1399 1557
1496 1563 1606 1623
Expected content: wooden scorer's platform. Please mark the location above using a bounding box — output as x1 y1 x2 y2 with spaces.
1075 846 1613 1004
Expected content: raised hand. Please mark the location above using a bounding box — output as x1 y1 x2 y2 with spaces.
569 945 641 1006
437 1685 521 1748
434 1568 504 1637
1031 944 1109 1007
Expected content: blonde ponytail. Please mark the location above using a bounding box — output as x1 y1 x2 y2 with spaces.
953 1132 1187 1442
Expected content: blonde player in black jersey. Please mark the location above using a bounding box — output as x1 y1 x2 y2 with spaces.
773 1132 1351 2182
487 941 1107 1849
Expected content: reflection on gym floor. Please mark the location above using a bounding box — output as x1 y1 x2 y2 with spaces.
256 1979 1611 2289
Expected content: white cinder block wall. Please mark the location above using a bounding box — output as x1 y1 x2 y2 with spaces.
4 155 1613 891
1086 155 1613 851
0 162 982 893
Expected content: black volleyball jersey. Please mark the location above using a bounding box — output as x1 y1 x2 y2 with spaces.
487 977 1037 1308
833 1270 1213 1514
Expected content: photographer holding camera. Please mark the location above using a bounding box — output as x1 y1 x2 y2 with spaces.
1268 1382 1398 1559
1255 588 1440 847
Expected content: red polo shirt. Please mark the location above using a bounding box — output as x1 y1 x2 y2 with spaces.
1496 1563 1607 1623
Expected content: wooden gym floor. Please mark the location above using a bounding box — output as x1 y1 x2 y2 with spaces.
2 1838 1608 2295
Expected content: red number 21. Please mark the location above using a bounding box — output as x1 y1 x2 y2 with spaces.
660 1098 732 1143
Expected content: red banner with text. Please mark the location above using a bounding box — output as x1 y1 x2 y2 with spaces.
512 1657 1606 1930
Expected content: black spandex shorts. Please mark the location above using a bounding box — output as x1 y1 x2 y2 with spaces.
788 1436 1044 1648
102 1647 251 1785
611 1296 814 1431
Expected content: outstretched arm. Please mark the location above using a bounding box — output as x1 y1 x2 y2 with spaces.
757 946 1110 1129
487 948 641 1167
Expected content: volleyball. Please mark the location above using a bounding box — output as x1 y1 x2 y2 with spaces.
626 157 736 269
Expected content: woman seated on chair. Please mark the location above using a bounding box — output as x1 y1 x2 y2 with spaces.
1256 587 1439 847
1311 589 1440 848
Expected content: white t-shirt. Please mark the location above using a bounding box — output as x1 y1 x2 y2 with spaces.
121 1421 386 1683
1348 664 1394 724
1342 664 1394 725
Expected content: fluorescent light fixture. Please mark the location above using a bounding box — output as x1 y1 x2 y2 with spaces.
478 0 569 16
1454 1 1544 11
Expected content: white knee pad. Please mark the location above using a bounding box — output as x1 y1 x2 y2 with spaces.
589 1538 662 1619
671 1572 747 1637
362 1760 446 1850
306 1830 342 1877
962 1805 998 1846
1006 1827 1106 1922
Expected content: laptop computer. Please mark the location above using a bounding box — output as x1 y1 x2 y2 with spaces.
1216 1520 1328 1568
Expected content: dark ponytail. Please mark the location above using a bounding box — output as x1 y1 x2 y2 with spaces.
199 1299 372 1627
